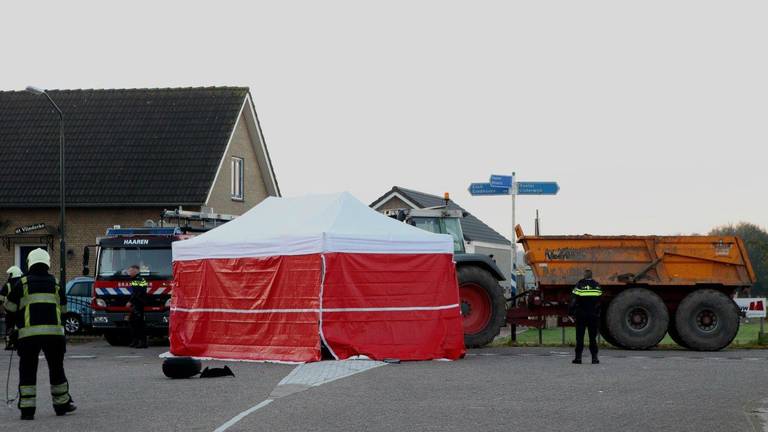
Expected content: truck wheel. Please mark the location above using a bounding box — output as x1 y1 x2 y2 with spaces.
599 313 624 348
104 331 132 346
675 289 739 351
667 319 691 349
457 265 506 348
606 288 669 349
63 313 83 335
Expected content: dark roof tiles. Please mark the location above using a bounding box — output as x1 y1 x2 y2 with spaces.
0 87 248 206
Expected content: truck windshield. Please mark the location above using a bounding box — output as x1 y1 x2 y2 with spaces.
97 248 172 279
412 217 466 254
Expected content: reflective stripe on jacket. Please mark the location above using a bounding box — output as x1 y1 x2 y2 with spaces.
5 274 66 339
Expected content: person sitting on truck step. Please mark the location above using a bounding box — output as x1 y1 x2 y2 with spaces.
125 265 148 349
569 269 603 365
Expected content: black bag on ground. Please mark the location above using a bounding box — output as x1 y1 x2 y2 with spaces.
200 365 235 378
162 357 202 379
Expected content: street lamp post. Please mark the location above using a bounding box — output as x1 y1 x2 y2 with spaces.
25 86 66 285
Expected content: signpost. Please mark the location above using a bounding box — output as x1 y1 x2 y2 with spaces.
516 182 560 195
490 175 513 189
468 182 509 196
468 174 560 282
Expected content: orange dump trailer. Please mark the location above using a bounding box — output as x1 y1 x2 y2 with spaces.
507 226 757 351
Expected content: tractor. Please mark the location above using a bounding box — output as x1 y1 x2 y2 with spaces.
385 204 508 347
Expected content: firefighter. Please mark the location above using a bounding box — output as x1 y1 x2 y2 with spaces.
2 266 23 350
569 269 603 364
4 248 76 420
126 264 148 348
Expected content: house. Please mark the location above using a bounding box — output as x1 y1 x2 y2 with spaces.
370 186 512 286
0 87 279 278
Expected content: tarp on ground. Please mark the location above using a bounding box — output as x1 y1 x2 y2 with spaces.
170 192 465 362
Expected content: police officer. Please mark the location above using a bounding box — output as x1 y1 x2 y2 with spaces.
126 264 148 349
569 269 603 364
4 248 76 420
2 266 23 350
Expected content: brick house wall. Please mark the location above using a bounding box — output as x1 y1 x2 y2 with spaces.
0 207 168 282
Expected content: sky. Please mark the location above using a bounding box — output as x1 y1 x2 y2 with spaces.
2 1 765 239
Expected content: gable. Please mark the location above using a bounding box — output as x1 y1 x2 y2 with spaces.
204 101 272 213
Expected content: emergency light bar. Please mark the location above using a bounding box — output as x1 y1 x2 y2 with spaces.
105 227 180 236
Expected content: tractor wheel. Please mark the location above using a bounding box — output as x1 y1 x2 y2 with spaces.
104 330 132 346
599 312 624 348
675 289 740 351
457 265 506 348
606 288 669 350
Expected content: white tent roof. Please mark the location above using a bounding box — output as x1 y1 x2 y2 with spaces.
172 192 454 261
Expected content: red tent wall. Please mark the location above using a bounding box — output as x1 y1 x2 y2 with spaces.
171 254 322 362
321 253 465 360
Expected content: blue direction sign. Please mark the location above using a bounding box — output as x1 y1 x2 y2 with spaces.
490 174 513 188
468 182 510 196
516 181 560 195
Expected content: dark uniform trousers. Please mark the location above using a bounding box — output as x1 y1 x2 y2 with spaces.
129 276 148 347
130 311 146 345
575 311 599 359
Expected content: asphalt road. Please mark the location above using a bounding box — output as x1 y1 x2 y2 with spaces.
1 340 767 432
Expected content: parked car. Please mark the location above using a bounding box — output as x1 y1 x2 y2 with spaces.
64 277 94 335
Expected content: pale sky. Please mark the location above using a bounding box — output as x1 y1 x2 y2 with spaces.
2 1 765 239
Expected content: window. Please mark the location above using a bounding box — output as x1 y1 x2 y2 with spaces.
97 247 173 280
68 282 92 297
231 157 244 200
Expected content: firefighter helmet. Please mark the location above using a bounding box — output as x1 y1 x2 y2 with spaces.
27 248 51 269
5 266 22 278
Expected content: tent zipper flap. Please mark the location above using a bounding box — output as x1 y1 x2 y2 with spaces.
318 254 338 360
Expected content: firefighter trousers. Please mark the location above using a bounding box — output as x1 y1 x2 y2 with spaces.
17 335 72 415
574 314 599 359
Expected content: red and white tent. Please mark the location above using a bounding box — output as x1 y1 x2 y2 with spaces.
170 192 465 362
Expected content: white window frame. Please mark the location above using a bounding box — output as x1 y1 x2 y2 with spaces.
231 157 244 201
15 243 48 270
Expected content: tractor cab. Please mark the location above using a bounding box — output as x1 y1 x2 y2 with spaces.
387 207 467 254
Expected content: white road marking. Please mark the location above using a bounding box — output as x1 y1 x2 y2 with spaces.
67 355 96 359
213 399 274 432
115 355 143 359
213 360 385 432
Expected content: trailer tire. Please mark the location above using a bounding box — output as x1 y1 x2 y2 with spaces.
606 288 669 350
675 289 739 351
457 265 506 348
104 330 132 346
667 319 691 349
599 313 624 348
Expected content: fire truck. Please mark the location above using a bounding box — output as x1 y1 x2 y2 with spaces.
83 209 235 346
